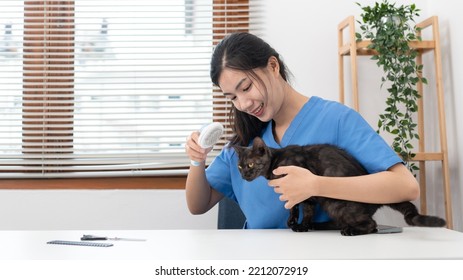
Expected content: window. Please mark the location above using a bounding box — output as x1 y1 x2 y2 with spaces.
0 0 260 179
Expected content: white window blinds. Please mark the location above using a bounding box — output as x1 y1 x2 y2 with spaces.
0 0 260 178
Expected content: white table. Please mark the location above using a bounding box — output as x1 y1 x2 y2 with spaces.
1 227 463 260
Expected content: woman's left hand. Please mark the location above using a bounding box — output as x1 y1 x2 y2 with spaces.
268 165 320 209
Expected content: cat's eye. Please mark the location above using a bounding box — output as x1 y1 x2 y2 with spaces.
238 165 242 170
248 163 254 168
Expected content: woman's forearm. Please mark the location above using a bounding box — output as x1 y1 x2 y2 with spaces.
316 163 420 204
185 162 223 214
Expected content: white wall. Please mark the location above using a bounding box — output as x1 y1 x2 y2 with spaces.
1 0 461 232
0 189 217 230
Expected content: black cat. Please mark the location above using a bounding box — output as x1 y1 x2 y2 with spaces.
233 137 446 236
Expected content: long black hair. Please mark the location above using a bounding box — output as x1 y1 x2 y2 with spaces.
210 32 290 146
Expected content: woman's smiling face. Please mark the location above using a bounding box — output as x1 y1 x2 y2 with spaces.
218 64 280 123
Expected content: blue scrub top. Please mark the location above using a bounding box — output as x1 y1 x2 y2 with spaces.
205 96 402 229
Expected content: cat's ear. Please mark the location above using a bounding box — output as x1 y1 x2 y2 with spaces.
252 137 268 155
252 137 266 149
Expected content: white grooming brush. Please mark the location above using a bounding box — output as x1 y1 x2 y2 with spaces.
190 122 224 166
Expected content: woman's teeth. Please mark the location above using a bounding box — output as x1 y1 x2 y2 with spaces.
252 103 264 116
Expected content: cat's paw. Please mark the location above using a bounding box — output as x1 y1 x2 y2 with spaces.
287 218 298 228
340 227 359 236
289 224 310 232
340 226 375 236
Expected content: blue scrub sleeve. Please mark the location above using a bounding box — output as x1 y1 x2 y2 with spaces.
337 108 403 173
205 147 236 201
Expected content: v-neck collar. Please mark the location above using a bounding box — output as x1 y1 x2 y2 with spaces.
264 97 317 148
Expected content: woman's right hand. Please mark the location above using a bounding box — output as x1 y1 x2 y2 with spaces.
185 131 223 215
185 131 212 165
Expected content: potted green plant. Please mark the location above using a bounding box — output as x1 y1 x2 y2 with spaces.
355 0 427 173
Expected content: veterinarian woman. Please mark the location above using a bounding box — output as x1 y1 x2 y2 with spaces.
184 32 419 229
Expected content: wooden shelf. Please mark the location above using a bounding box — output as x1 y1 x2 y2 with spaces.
339 40 435 56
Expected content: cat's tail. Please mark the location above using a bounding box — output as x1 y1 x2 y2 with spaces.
387 202 446 227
